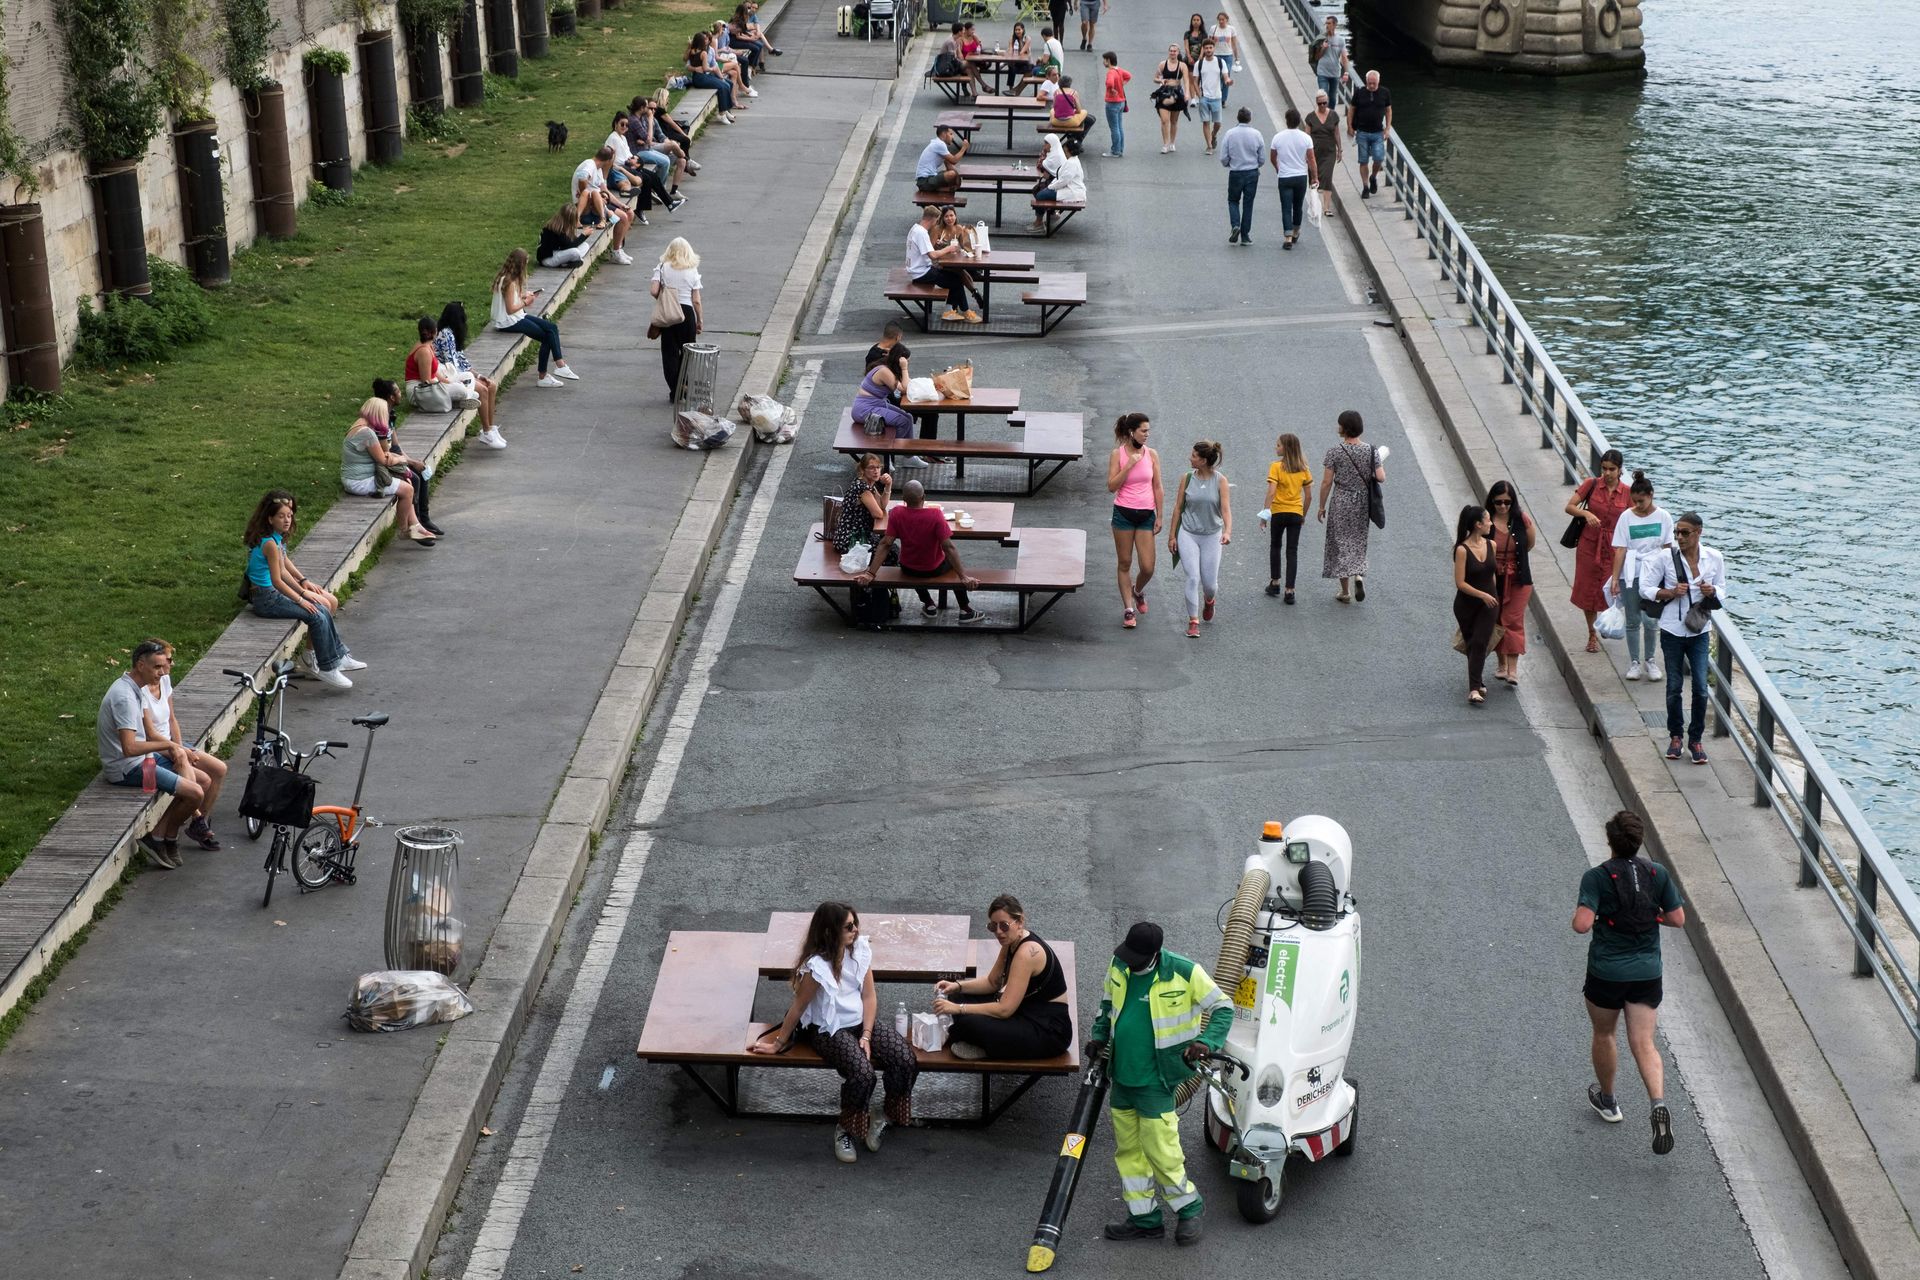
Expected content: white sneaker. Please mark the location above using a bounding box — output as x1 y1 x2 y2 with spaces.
1625 661 1643 681
611 248 634 265
480 427 507 449
687 159 702 173
315 666 353 690
746 86 759 97
865 1116 887 1153
1646 660 1664 680
899 455 930 468
336 656 368 672
537 374 563 388
720 112 735 125
833 1129 857 1163
553 365 581 381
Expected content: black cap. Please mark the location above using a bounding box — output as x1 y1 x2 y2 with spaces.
1113 922 1163 969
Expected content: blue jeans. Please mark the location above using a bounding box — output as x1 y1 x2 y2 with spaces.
502 315 563 373
1218 53 1234 104
1621 579 1660 662
1226 168 1258 235
634 147 673 185
1275 174 1308 234
1317 73 1340 105
251 585 348 672
1356 130 1385 166
1104 101 1124 155
688 70 733 113
1660 630 1711 744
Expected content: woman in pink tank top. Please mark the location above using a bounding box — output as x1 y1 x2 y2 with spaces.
1106 412 1163 629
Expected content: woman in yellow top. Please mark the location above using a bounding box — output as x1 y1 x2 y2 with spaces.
1264 432 1312 602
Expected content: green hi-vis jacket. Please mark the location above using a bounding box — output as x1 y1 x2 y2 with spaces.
1090 949 1235 1095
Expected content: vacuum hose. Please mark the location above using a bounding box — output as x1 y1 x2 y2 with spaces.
1299 860 1339 929
1174 866 1270 1107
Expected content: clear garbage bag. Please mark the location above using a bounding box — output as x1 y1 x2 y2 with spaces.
345 970 475 1033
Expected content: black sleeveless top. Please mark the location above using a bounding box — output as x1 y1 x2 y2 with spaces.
1459 540 1498 601
998 930 1068 1008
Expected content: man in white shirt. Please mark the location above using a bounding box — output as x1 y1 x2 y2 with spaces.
1193 39 1230 153
571 148 635 263
604 113 684 221
1638 512 1728 764
97 640 206 869
1042 26 1066 71
1267 108 1318 248
906 204 980 324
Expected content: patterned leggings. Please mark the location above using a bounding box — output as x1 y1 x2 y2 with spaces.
800 1025 918 1139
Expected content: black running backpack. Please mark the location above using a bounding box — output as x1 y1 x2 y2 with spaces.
1601 856 1662 934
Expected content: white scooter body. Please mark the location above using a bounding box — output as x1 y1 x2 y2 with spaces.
1204 816 1360 1203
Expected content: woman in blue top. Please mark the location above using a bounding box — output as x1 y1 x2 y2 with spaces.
243 490 359 690
435 301 501 446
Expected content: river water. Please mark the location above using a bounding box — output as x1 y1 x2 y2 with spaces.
1352 0 1920 876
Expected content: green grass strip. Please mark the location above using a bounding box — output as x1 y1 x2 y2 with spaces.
0 0 729 883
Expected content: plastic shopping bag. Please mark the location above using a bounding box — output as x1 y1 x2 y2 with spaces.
671 410 737 450
345 970 475 1033
1596 602 1626 640
1306 186 1325 228
839 543 873 574
911 1011 952 1052
904 376 940 403
738 393 798 443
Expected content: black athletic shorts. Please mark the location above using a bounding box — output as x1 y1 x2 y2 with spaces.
1583 974 1663 1010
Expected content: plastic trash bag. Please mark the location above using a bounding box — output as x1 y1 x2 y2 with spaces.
1596 602 1626 640
671 409 737 450
738 394 798 444
346 970 475 1033
904 376 940 403
839 544 873 574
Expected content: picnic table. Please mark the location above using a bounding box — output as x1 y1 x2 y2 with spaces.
955 161 1046 228
759 911 972 980
968 93 1050 149
881 500 1017 541
965 51 1031 96
908 248 1037 325
900 385 1021 451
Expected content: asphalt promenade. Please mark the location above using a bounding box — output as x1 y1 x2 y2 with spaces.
424 9 1853 1280
0 35 882 1280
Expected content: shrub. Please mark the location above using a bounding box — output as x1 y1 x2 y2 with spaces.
73 260 215 365
303 46 353 77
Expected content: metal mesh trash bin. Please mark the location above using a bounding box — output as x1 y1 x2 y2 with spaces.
385 825 464 975
673 342 721 414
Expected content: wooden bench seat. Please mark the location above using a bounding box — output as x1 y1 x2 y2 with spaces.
795 525 1085 631
833 412 1083 496
636 929 1080 1124
1021 272 1087 335
934 110 980 135
929 74 975 103
909 189 968 209
1030 198 1086 236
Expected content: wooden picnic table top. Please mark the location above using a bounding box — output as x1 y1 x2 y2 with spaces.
935 248 1036 272
760 912 972 980
881 500 1017 541
965 51 1030 66
971 94 1050 113
957 162 1044 182
901 386 1022 416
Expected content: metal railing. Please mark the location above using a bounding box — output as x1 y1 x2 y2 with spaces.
1269 0 1920 1077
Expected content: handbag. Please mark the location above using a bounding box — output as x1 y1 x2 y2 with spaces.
1670 547 1719 635
239 763 316 829
1450 621 1507 653
1559 478 1594 549
646 283 685 340
1366 446 1385 530
409 380 454 415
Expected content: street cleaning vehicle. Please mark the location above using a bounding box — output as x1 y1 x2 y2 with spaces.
1187 816 1361 1222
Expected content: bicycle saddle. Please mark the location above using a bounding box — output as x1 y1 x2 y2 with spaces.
352 713 390 728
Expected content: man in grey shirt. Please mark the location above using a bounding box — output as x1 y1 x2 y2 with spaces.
97 639 206 868
1218 107 1265 245
1314 14 1348 105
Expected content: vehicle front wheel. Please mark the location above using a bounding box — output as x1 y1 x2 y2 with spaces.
1235 1159 1287 1223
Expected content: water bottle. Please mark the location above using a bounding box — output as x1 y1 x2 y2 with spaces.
140 755 157 795
894 1001 909 1040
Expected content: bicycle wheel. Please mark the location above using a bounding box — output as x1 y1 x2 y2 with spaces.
262 829 285 908
294 821 343 891
244 739 286 841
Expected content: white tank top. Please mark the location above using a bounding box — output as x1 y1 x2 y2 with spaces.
490 283 523 330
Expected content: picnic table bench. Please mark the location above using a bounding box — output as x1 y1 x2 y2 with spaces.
795 525 1086 632
968 94 1050 149
929 73 976 104
636 921 1080 1122
1030 198 1087 237
883 252 1036 328
834 410 1084 495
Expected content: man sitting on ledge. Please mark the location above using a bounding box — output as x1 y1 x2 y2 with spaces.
854 480 988 624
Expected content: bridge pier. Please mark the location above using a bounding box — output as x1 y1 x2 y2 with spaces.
1353 0 1644 74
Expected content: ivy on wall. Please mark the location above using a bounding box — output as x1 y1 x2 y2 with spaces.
397 0 465 40
219 0 278 92
151 0 215 119
0 0 38 193
53 0 169 164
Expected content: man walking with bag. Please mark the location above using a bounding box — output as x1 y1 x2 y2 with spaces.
1086 922 1233 1247
1638 511 1727 765
1573 810 1686 1155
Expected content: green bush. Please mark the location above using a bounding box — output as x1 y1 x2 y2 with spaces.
302 46 352 77
73 260 215 364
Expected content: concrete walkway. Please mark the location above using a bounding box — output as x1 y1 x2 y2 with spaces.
422 9 1849 1280
0 50 884 1280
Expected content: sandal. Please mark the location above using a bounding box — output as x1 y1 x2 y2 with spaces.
1585 634 1601 653
1122 608 1137 629
1468 690 1484 705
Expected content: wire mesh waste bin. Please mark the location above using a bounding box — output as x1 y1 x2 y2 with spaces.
673 342 721 414
385 825 464 975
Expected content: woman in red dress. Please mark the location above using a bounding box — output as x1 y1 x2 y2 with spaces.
1564 448 1630 652
1488 479 1535 686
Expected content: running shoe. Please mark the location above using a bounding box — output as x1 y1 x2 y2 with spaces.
1689 742 1709 765
1587 1083 1622 1123
1186 619 1201 638
833 1130 857 1163
1202 597 1215 622
1626 661 1643 681
1651 1104 1674 1154
1666 736 1684 760
865 1116 887 1153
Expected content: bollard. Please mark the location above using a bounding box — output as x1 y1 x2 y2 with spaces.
385 825 465 975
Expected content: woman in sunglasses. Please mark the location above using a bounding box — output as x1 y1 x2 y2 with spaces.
750 901 918 1163
1486 479 1535 687
932 894 1073 1062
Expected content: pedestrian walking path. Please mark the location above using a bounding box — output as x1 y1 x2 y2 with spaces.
0 45 887 1280
423 7 1850 1280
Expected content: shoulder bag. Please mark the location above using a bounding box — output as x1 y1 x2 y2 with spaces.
1559 478 1595 549
647 281 685 340
1669 547 1719 635
1365 446 1386 529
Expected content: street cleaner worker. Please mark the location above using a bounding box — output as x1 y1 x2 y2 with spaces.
1085 921 1233 1247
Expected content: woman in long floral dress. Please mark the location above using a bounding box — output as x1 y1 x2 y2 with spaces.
1318 410 1383 603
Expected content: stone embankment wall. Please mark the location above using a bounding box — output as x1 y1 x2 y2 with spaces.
1358 0 1643 73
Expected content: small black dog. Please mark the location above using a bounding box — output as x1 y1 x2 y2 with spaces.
546 121 568 152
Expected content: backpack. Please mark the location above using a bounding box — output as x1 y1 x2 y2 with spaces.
1600 856 1662 934
1308 37 1327 69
